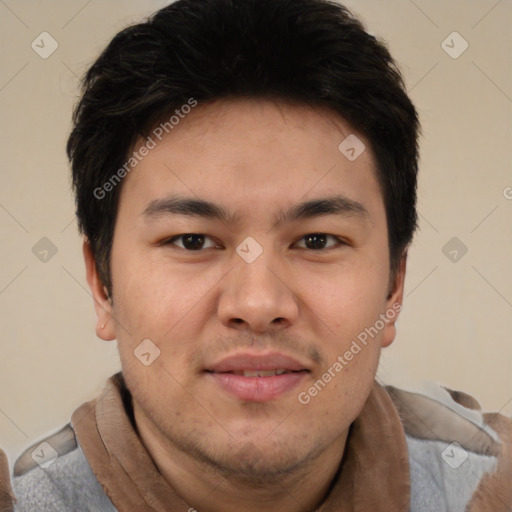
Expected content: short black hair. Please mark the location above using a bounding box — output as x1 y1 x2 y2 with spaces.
67 0 420 296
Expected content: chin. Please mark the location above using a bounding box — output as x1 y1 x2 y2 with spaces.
204 441 310 483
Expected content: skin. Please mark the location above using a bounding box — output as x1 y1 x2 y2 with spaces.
84 98 407 512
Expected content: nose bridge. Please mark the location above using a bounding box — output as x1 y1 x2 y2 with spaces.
241 245 278 283
218 240 298 332
233 241 283 301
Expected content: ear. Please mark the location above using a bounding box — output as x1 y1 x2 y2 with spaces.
380 253 407 348
83 239 116 341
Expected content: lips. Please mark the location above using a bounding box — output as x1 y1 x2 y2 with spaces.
205 352 310 402
206 352 310 373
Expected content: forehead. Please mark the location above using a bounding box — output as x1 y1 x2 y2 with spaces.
116 98 385 228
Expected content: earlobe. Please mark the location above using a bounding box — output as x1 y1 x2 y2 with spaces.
83 239 116 341
381 253 407 348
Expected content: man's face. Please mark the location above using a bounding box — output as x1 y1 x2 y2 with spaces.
87 99 405 479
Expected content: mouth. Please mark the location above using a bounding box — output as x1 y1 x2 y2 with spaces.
204 352 311 402
217 369 296 377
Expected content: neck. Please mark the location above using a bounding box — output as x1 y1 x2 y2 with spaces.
133 403 348 512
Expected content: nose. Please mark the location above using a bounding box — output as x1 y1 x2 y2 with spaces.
217 251 300 334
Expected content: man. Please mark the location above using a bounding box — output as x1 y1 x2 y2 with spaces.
1 0 511 510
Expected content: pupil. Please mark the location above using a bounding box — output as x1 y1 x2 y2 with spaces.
183 234 204 250
306 233 327 250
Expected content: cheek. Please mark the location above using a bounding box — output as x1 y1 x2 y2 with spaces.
110 246 187 330
110 247 221 375
297 347 380 432
304 264 389 399
313 262 389 331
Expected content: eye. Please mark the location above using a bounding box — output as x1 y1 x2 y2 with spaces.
161 233 346 252
294 233 346 251
162 233 220 251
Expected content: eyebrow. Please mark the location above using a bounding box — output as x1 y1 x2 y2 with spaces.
142 194 370 229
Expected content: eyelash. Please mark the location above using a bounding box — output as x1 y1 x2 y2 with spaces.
161 233 347 251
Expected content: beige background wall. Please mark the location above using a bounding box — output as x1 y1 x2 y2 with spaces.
0 0 511 464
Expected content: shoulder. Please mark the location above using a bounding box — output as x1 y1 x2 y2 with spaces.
1 447 15 512
3 424 116 512
385 383 512 512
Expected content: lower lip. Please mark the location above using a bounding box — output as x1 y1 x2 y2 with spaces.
207 372 308 402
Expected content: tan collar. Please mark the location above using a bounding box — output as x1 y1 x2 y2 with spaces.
71 373 410 512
